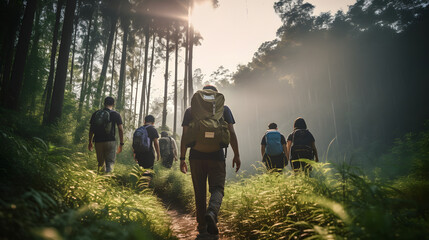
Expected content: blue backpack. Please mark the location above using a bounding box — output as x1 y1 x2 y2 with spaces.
265 131 283 156
133 126 151 153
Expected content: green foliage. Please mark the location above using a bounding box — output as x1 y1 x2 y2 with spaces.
220 162 429 240
151 163 195 213
0 111 175 240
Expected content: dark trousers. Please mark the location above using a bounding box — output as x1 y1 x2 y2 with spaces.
291 159 313 173
136 151 155 169
161 154 174 168
189 159 226 232
263 153 287 170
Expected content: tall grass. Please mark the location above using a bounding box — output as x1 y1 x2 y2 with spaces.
151 163 195 213
220 161 429 240
0 110 175 240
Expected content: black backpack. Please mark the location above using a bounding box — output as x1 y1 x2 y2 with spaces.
93 109 112 135
291 129 314 160
133 126 151 153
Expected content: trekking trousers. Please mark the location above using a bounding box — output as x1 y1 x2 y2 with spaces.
95 141 116 173
189 159 226 232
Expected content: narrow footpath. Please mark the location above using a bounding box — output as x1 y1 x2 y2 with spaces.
165 205 232 240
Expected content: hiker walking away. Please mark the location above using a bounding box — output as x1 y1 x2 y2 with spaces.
88 97 124 173
159 131 178 168
180 85 241 239
133 115 160 169
286 117 319 173
261 123 287 171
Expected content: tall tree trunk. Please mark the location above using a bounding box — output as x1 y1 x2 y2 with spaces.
139 26 150 125
188 23 194 101
85 51 95 108
22 5 42 113
146 33 156 117
117 15 130 111
0 0 22 94
43 0 64 125
19 5 42 113
47 0 78 124
77 15 94 117
134 37 143 127
2 0 38 110
69 0 80 90
183 20 189 111
173 28 179 137
94 11 119 108
110 27 118 96
162 30 170 129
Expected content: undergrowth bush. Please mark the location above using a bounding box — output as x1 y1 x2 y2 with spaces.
0 110 175 240
221 162 429 240
151 163 195 213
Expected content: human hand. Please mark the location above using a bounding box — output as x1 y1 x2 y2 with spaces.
180 160 187 174
88 142 93 151
117 145 122 154
232 155 241 173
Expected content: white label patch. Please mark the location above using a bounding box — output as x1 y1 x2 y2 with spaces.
203 94 215 100
205 132 215 138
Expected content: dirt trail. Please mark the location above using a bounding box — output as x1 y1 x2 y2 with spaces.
167 208 199 239
166 206 232 240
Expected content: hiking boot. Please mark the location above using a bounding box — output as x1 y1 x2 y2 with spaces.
205 211 219 235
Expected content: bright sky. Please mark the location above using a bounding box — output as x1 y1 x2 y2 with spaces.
149 0 355 107
192 0 355 75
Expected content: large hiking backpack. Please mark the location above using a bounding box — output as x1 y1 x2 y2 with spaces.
93 109 112 135
159 137 173 157
133 126 151 153
183 89 230 152
265 130 283 156
291 129 313 160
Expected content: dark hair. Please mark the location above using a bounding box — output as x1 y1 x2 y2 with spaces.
104 96 115 106
161 131 168 137
144 115 155 123
268 123 277 129
294 117 307 130
203 85 218 92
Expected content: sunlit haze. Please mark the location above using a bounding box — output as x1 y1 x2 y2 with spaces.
192 0 354 75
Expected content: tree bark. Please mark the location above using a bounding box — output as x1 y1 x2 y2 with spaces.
69 0 80 90
162 30 170 129
94 10 119 108
173 28 179 137
3 0 38 110
77 14 94 116
146 33 156 117
110 27 118 96
0 0 22 95
22 5 42 113
43 0 64 125
139 25 150 125
188 23 194 100
134 37 143 127
85 51 95 108
117 15 130 110
183 21 189 111
47 0 78 124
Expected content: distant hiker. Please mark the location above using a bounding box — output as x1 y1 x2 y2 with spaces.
180 85 241 239
159 131 178 168
133 115 160 169
261 123 287 171
88 97 124 173
286 117 319 173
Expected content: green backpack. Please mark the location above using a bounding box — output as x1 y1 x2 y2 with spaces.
183 89 230 153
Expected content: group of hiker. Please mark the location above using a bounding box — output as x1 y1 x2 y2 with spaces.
261 119 319 172
88 85 317 239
